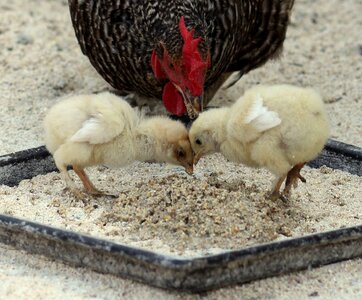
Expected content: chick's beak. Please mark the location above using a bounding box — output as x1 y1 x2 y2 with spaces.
193 151 203 165
184 163 194 175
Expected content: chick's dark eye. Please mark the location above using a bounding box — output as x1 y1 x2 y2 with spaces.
177 149 185 158
195 138 202 145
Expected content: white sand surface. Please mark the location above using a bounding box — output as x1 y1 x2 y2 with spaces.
0 0 361 299
0 159 361 257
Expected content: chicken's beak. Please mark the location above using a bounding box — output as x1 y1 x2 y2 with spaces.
190 94 203 113
183 91 203 120
174 84 203 119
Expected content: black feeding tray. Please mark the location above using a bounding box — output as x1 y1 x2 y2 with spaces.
0 139 361 292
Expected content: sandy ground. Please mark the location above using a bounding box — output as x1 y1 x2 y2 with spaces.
0 160 361 257
0 0 361 299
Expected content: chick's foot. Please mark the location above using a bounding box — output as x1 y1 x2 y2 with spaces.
269 174 287 201
282 163 306 197
72 166 100 193
89 190 119 199
63 186 86 200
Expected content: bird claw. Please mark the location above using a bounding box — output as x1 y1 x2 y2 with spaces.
269 191 289 202
97 193 119 199
62 186 85 199
269 193 289 202
63 187 117 200
279 193 289 202
298 174 306 183
269 192 279 201
88 190 118 199
88 189 103 197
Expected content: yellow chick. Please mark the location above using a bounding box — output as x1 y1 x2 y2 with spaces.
189 84 330 200
44 92 194 198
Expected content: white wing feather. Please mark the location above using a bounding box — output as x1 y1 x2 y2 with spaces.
244 94 281 132
70 112 125 144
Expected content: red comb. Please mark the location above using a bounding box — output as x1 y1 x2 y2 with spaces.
151 50 167 79
150 17 209 115
179 16 209 96
179 16 195 43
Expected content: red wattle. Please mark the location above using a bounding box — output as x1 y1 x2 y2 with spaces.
162 82 187 116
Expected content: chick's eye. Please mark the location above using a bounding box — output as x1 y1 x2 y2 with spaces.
177 149 185 158
195 138 202 145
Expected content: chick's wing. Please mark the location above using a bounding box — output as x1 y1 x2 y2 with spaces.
70 111 126 145
228 94 281 143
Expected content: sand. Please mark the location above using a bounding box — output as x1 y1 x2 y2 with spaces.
0 0 361 298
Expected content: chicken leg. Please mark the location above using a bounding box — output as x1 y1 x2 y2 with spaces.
73 166 118 198
56 163 84 199
282 163 306 197
270 174 288 201
72 166 102 196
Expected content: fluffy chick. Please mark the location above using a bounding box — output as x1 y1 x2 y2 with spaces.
189 84 330 200
44 92 193 198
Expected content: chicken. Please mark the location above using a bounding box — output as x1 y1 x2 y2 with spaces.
44 92 194 199
189 84 330 200
68 0 295 118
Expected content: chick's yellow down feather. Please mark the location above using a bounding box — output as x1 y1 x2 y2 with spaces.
44 92 193 198
189 84 330 199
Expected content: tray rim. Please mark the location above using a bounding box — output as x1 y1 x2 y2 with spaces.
1 213 361 269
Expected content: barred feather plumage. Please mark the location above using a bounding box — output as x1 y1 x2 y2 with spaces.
68 0 294 105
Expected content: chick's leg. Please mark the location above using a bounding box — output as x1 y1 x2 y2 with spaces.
72 166 102 196
282 163 306 197
270 174 287 201
54 159 84 199
73 166 118 198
